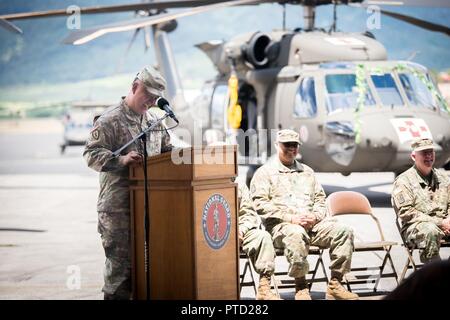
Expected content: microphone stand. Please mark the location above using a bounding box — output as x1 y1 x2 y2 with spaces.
112 112 170 300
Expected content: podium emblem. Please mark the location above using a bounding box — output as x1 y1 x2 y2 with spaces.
202 194 231 250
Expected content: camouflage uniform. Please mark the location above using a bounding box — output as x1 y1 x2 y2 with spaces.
392 165 450 262
238 182 275 276
250 157 354 279
84 98 171 299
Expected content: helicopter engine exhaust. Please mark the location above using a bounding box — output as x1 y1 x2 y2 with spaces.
243 32 272 68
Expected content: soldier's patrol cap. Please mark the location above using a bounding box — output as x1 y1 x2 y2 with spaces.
136 66 166 97
276 129 302 145
411 138 435 152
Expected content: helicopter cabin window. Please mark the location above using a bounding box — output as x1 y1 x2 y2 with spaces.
399 73 441 111
371 73 403 106
294 77 317 118
399 73 435 109
325 74 375 114
210 85 228 129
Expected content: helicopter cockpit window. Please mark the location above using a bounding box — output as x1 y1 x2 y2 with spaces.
325 74 375 114
371 73 403 106
210 85 228 129
294 77 317 118
399 73 435 109
399 73 440 110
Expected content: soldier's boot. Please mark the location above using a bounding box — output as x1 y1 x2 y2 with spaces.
294 277 312 300
256 274 282 300
326 278 359 300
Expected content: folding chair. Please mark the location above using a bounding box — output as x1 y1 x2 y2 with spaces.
327 191 399 292
239 249 280 297
239 250 258 294
396 217 450 282
272 246 329 290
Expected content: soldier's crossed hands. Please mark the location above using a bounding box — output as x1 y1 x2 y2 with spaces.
291 213 317 230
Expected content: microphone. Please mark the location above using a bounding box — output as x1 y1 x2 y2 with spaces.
156 97 179 124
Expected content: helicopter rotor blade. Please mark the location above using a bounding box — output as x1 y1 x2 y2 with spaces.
353 1 450 36
363 0 450 7
0 1 242 21
1 1 448 21
62 0 263 45
0 19 23 34
379 9 450 36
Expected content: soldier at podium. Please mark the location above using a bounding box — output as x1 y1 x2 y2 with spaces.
237 178 281 300
83 66 172 300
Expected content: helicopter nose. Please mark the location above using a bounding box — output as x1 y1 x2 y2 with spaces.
324 121 356 167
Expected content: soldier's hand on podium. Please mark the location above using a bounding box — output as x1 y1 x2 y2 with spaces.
119 150 143 167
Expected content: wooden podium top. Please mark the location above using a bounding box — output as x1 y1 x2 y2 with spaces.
130 145 238 182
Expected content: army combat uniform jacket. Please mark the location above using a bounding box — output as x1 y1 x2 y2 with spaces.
238 181 262 235
250 157 354 278
250 157 327 232
84 98 171 213
392 165 450 232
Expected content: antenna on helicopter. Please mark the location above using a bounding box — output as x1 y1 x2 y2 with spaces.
407 50 420 61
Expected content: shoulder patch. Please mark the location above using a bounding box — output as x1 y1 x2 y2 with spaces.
395 191 406 205
393 185 413 208
91 128 100 140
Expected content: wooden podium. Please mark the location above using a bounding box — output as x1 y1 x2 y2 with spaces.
129 145 239 300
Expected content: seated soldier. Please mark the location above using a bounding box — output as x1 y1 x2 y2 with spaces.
237 178 281 300
250 129 359 300
392 138 450 263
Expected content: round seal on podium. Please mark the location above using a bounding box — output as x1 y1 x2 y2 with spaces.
202 194 231 250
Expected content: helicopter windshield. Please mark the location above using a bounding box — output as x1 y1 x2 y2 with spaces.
399 72 439 110
370 73 403 106
325 74 375 114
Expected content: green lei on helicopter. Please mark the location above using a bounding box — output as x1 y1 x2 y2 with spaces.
354 63 450 144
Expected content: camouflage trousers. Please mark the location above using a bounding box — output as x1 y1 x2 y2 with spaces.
241 228 276 275
270 218 354 278
403 221 446 263
98 211 131 299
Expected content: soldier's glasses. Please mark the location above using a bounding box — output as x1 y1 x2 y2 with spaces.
282 142 299 148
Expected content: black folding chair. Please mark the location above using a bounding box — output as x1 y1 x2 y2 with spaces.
239 250 258 295
396 217 450 282
271 246 329 290
239 249 280 297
